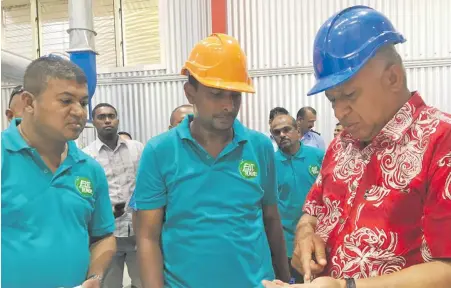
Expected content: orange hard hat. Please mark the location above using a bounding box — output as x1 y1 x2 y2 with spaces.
181 33 255 94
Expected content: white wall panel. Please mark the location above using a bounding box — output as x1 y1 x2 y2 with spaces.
227 0 451 145
228 0 451 69
163 0 211 74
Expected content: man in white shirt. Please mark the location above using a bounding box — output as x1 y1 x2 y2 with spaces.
84 103 143 288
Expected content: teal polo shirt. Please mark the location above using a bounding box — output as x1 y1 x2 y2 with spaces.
275 143 324 257
134 115 277 288
1 119 115 288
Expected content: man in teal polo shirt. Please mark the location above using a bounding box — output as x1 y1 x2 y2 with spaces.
134 34 290 288
1 55 116 288
270 114 324 284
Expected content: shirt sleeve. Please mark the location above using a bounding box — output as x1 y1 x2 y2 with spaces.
134 143 167 210
317 135 326 151
423 130 451 258
82 144 95 159
89 164 115 237
262 137 278 206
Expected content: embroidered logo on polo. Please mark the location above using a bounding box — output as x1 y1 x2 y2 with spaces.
239 160 259 179
308 165 320 177
75 177 93 197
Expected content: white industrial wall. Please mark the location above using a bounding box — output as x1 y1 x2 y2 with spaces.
229 0 451 145
2 0 451 148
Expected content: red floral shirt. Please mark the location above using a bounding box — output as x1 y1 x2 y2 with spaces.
303 93 451 279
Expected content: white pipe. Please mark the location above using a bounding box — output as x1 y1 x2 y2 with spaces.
1 49 32 83
67 0 97 52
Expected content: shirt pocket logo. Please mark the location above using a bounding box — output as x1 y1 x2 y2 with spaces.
308 165 320 177
75 176 94 197
238 160 259 179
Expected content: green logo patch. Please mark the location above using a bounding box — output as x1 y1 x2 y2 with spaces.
75 177 93 197
239 160 259 179
308 165 320 177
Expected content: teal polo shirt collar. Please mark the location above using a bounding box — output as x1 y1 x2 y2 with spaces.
176 114 249 144
275 141 306 162
3 118 88 163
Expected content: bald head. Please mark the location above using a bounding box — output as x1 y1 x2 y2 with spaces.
169 104 194 129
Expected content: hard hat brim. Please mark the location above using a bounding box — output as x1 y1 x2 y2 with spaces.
200 78 256 94
307 67 357 96
181 68 255 94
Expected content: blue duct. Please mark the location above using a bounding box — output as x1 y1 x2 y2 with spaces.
66 0 97 121
69 51 97 120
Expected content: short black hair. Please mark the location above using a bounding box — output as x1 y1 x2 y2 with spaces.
170 104 193 125
296 106 317 119
269 107 289 122
24 54 87 97
92 103 118 118
118 131 132 139
9 85 24 107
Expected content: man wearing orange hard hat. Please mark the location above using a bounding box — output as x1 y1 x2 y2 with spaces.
133 33 290 288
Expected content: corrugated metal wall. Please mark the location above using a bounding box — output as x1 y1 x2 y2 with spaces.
2 0 451 148
228 0 451 144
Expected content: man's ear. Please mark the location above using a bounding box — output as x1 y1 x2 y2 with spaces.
21 92 35 114
383 63 406 93
5 109 13 122
184 82 196 105
296 119 302 132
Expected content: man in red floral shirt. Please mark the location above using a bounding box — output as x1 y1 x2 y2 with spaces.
263 5 451 288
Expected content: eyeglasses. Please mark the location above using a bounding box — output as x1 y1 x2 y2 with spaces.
11 86 24 97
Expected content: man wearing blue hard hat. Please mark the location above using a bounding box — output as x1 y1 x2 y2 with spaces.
263 5 451 288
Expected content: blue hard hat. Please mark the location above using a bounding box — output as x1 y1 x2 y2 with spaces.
307 5 406 96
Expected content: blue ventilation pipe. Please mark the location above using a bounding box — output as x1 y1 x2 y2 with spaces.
66 0 97 121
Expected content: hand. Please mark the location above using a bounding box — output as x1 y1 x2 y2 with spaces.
262 279 301 287
81 278 101 288
291 231 327 282
262 277 345 288
309 277 345 288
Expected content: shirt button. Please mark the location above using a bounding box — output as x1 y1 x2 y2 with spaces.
44 170 49 174
339 218 345 224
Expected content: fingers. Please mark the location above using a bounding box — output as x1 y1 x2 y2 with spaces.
292 235 327 283
312 236 327 266
300 243 313 282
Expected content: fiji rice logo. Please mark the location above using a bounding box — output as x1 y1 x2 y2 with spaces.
75 177 93 197
239 160 259 179
308 165 320 177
